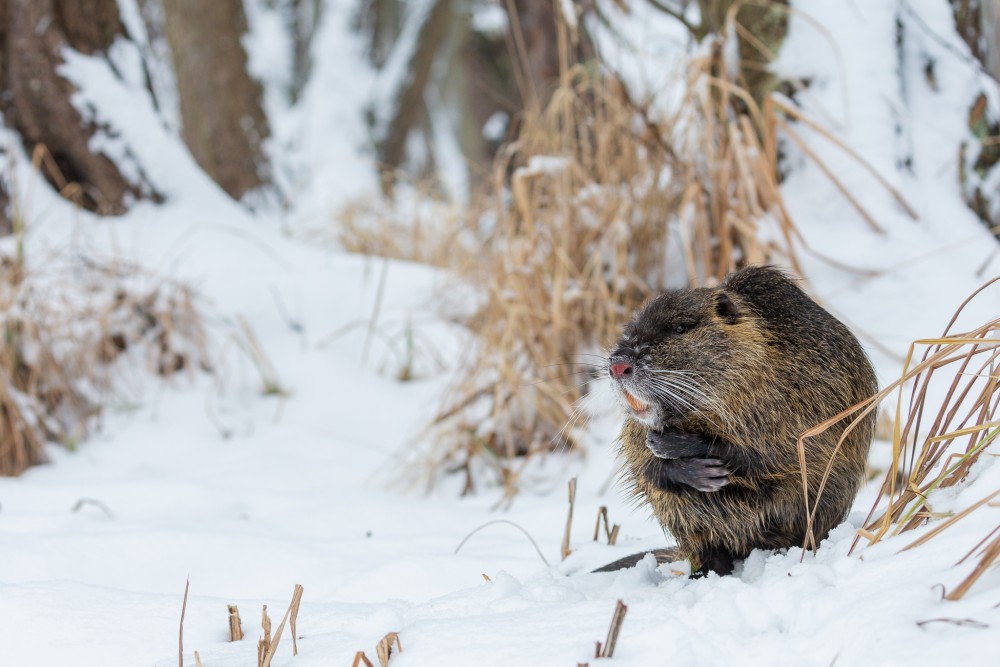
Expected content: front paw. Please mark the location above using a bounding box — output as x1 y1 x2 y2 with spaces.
646 429 711 459
645 457 730 493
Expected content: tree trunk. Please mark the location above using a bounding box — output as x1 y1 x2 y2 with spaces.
950 0 987 65
0 162 11 236
507 0 561 110
376 0 454 193
289 0 323 103
1 0 154 214
360 0 405 68
55 0 125 54
983 0 1000 79
696 0 788 107
162 0 270 200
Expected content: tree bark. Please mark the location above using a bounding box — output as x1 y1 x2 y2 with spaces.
289 0 323 103
360 0 405 68
55 0 125 54
507 0 561 110
162 0 271 200
1 0 152 214
376 0 454 192
0 164 11 236
983 0 1000 79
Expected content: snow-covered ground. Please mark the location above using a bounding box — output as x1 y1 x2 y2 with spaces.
2 1 999 666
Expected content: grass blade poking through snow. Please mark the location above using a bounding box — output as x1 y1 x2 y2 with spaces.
376 632 403 667
258 605 272 667
948 526 1000 601
259 584 304 666
597 599 628 659
563 477 577 561
178 578 189 667
594 506 620 546
228 604 244 641
235 315 288 397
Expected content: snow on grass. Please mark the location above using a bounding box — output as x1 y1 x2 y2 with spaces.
2 1 1000 666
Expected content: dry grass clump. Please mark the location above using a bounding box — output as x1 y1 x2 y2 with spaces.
0 251 209 476
798 277 999 599
257 584 304 667
423 20 801 497
334 189 472 270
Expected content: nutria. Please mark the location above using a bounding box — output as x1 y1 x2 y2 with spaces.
596 266 877 576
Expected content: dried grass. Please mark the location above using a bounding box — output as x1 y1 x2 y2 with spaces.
453 519 550 566
376 632 403 667
594 506 620 546
597 599 628 659
563 477 577 561
257 584 304 667
228 604 244 641
797 277 999 599
334 189 472 270
0 141 215 476
0 251 209 476
234 315 287 397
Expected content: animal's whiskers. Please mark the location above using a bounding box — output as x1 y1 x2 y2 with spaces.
645 372 732 430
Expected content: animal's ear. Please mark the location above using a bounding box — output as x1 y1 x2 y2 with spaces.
715 292 740 324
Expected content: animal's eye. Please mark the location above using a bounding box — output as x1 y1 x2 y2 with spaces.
673 324 687 335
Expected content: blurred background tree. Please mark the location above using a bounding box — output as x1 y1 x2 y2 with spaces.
1 0 154 215
162 0 271 199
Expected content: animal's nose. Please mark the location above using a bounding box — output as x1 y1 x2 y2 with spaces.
610 361 633 379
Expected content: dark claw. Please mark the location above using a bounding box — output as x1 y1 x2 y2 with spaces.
644 457 730 493
646 429 712 459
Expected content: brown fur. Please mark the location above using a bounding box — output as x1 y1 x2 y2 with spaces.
606 266 877 574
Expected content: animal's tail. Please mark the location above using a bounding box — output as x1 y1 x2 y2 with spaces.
592 547 682 572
